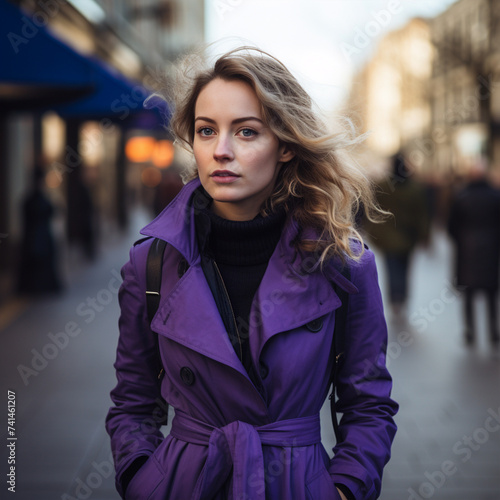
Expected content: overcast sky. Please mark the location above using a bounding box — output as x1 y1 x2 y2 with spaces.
205 0 459 113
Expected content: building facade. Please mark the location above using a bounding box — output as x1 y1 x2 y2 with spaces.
347 17 433 175
429 0 500 175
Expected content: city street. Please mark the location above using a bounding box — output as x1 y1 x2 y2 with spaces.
1 215 499 500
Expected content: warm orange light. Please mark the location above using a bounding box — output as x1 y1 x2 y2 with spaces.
141 166 162 188
152 140 174 168
125 136 155 163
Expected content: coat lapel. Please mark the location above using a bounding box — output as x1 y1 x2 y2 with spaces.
249 222 359 364
150 264 249 378
249 252 335 364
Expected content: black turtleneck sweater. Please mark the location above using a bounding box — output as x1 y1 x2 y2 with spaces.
194 189 286 375
205 207 286 336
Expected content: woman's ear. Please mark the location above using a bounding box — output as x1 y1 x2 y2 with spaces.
278 144 295 163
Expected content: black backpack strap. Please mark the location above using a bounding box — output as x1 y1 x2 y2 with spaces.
146 238 168 325
329 265 350 443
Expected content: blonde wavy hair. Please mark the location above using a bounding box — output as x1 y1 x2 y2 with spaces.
162 46 381 265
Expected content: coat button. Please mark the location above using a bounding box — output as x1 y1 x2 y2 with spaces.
306 318 323 332
259 364 269 379
180 366 195 386
177 259 189 278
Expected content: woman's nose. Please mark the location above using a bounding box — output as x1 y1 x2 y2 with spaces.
213 135 234 162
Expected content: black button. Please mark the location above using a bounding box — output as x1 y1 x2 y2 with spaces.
180 366 195 386
259 364 269 379
177 259 189 278
306 318 323 332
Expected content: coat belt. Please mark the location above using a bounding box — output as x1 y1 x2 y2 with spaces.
170 411 322 500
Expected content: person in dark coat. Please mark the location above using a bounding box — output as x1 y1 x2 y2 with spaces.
363 154 430 320
447 160 500 345
17 166 62 295
106 47 397 500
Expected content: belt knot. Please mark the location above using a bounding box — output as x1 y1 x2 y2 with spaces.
170 412 321 500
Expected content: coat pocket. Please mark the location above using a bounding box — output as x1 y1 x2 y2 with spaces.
305 466 341 500
125 454 165 500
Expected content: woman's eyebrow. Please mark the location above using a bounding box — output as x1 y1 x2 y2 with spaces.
194 116 264 124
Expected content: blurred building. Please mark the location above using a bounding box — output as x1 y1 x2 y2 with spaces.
347 17 433 174
0 0 204 303
429 0 500 175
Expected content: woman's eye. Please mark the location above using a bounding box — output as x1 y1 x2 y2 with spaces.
239 128 257 137
197 127 214 136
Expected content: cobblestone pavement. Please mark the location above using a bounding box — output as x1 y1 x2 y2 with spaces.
1 219 499 500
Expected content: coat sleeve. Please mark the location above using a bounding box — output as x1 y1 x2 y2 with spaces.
105 242 167 499
328 248 398 499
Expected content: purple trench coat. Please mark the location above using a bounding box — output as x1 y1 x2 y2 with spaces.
106 179 398 500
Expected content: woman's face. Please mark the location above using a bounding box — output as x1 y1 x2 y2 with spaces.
193 78 294 221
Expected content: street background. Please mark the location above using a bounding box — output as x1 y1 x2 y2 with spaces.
1 0 500 499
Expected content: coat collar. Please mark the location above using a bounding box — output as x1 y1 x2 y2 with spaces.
140 178 358 295
140 178 206 266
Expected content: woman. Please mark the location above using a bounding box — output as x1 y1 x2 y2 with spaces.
106 47 398 500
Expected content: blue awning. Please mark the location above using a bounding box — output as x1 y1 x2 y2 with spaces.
54 57 151 121
0 0 170 127
0 0 95 110
52 57 171 129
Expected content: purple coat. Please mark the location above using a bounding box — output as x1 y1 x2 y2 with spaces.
106 179 397 500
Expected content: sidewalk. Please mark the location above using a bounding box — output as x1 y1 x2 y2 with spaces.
1 224 499 500
1 209 151 500
376 231 500 500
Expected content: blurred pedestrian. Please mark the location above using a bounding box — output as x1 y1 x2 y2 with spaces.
66 166 98 261
17 165 62 295
106 47 397 500
363 154 430 320
447 159 500 346
75 170 97 261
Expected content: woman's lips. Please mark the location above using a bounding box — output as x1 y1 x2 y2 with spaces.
210 170 240 183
